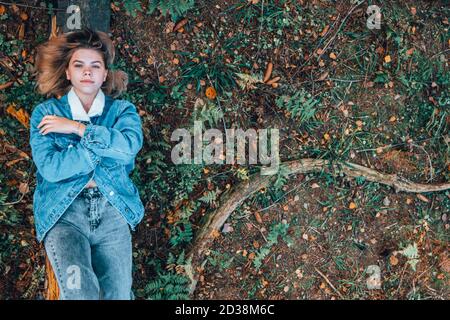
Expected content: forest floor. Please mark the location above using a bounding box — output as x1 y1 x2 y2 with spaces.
0 0 448 299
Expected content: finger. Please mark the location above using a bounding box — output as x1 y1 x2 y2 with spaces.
38 119 52 129
40 124 52 135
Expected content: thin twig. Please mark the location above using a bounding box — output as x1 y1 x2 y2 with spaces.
314 267 345 299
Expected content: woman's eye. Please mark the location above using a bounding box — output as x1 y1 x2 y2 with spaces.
74 65 82 68
93 65 100 69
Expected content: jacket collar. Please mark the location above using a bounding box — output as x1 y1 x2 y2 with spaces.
67 87 105 121
58 89 113 122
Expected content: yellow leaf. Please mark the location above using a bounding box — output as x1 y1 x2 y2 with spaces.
384 55 391 63
329 52 337 60
349 202 357 209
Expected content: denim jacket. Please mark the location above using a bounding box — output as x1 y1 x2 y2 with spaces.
29 93 145 242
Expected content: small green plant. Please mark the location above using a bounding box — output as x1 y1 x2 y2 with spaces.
169 221 193 247
206 250 234 271
198 189 219 208
178 51 238 94
253 221 292 270
275 88 322 130
147 0 195 21
192 98 224 128
144 252 191 300
116 0 143 17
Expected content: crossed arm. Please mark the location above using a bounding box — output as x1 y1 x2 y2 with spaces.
30 101 143 183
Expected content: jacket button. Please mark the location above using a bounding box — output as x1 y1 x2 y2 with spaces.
109 191 114 196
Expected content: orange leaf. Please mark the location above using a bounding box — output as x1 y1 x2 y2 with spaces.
320 25 329 37
173 18 188 32
205 86 217 100
266 76 280 85
254 211 263 224
210 229 221 239
0 81 14 90
0 5 6 15
416 194 429 203
6 104 30 128
389 255 399 266
263 62 273 83
349 202 357 209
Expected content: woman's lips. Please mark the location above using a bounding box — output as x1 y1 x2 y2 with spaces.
80 80 94 84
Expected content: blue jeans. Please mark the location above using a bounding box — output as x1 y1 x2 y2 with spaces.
43 187 134 300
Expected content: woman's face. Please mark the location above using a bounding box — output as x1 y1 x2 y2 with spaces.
65 48 108 96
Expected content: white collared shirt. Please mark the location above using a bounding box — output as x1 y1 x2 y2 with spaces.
68 87 105 121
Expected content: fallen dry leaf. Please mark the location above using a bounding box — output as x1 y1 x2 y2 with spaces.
18 23 25 40
416 194 429 203
19 182 29 194
0 81 14 90
266 76 280 85
205 86 217 100
390 255 399 266
6 104 30 128
263 62 273 83
254 211 263 224
173 18 188 32
320 25 329 37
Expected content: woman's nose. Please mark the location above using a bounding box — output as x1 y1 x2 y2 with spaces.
83 69 91 76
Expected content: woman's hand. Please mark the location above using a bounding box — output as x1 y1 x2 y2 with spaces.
37 115 81 135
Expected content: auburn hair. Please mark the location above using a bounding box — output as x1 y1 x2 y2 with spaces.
34 28 128 98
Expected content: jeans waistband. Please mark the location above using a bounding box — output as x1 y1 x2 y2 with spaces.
80 186 102 199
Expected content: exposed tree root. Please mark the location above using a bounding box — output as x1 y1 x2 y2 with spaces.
186 158 450 295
